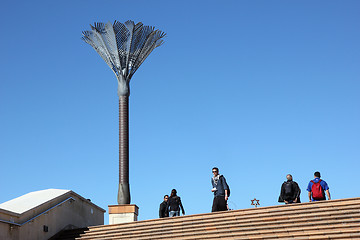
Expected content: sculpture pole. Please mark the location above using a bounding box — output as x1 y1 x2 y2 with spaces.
82 20 165 204
118 95 130 204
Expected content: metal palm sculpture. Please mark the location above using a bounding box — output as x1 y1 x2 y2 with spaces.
82 20 165 204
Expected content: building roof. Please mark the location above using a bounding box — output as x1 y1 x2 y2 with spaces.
0 189 70 214
74 197 360 239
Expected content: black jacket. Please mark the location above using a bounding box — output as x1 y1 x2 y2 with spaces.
279 180 301 202
166 196 185 215
159 201 169 218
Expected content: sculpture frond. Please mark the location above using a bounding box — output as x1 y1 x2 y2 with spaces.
103 22 122 70
82 30 115 72
82 20 166 96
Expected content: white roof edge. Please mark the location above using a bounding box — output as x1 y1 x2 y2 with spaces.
0 207 20 217
0 189 71 215
0 189 105 215
69 191 106 212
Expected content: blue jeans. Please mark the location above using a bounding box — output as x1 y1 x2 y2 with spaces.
169 211 180 217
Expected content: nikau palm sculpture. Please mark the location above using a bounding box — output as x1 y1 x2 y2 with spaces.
82 20 165 204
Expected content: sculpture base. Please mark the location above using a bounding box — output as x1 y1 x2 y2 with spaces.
117 183 130 204
108 204 139 224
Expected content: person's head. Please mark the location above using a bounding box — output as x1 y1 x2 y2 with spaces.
170 189 177 197
286 174 293 181
314 171 321 178
212 167 219 176
163 195 169 202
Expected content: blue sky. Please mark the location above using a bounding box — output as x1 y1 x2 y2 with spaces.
1 0 359 223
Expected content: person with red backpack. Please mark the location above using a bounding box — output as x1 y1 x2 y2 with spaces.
307 171 331 202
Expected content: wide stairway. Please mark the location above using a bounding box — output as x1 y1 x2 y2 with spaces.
74 197 360 239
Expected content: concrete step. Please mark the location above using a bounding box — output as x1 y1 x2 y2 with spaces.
75 197 360 240
85 205 360 236
78 212 360 240
79 220 360 240
80 202 360 237
50 228 89 240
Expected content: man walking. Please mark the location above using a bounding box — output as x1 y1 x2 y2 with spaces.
159 195 169 218
211 167 230 212
278 174 301 204
307 171 331 202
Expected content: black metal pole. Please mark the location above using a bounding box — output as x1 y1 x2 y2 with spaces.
117 95 130 204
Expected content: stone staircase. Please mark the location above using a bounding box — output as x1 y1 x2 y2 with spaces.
75 197 360 239
50 228 89 240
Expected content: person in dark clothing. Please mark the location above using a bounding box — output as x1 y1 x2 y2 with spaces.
166 189 185 217
278 174 301 204
211 167 230 212
159 195 169 218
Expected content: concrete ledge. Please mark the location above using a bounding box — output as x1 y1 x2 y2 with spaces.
82 198 360 239
108 204 139 224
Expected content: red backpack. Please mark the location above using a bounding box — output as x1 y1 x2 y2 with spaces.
311 179 325 200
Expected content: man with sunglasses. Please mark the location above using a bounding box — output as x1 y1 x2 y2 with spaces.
211 167 230 212
159 195 169 218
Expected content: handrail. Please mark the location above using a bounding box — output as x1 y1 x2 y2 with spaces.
0 219 21 226
0 197 75 226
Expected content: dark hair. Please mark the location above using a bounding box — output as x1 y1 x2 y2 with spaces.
164 195 169 198
314 171 321 178
170 189 177 197
212 167 219 172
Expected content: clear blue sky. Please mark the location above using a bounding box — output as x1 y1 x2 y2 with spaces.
1 0 359 223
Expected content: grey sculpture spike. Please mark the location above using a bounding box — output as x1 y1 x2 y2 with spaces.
82 20 165 204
